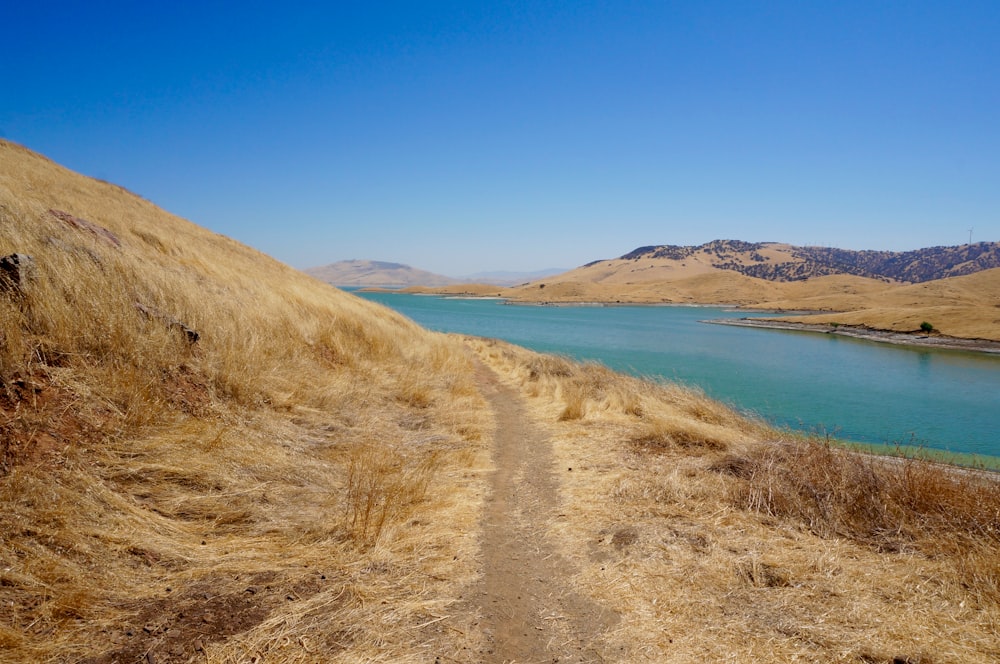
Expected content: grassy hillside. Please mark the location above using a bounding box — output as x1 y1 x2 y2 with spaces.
617 240 1000 283
3 140 999 662
0 140 491 661
761 268 1000 340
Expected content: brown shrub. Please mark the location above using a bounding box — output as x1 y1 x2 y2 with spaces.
715 440 1000 603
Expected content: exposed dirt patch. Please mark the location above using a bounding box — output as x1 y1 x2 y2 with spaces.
0 372 90 474
609 526 638 552
160 365 212 416
77 571 340 664
470 363 617 662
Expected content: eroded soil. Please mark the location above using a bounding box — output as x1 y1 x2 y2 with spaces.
76 571 340 664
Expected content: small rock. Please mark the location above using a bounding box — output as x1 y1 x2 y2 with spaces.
48 209 121 247
135 302 200 344
0 254 36 296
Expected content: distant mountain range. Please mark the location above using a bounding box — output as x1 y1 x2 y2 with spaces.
304 260 566 287
315 241 1000 292
460 268 566 286
304 260 459 287
611 240 1000 283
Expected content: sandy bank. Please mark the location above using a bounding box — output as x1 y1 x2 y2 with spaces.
706 318 1000 355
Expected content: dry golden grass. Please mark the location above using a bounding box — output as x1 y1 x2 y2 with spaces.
768 304 1000 342
0 140 491 662
468 335 1000 662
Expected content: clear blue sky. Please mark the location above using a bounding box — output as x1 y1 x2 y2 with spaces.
4 2 998 276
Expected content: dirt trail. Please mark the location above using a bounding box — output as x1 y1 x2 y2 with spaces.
471 363 616 663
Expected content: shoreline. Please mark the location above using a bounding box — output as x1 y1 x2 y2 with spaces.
706 318 1000 355
362 288 1000 355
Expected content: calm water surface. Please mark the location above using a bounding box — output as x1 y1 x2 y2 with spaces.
357 291 1000 458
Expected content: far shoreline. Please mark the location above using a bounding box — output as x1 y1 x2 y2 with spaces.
706 318 1000 355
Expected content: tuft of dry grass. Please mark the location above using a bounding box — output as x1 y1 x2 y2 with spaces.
715 439 1000 606
344 444 441 546
469 335 761 441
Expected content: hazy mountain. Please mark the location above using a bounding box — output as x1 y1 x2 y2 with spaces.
305 261 568 288
458 268 567 286
304 260 459 287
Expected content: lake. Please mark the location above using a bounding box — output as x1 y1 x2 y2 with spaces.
356 291 1000 460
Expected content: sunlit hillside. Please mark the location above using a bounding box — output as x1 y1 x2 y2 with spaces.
609 240 1000 283
412 268 896 309
0 139 492 661
761 268 1000 340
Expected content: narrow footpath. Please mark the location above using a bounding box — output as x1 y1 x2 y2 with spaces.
471 364 616 663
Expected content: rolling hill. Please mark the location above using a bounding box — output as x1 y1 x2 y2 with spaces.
615 240 1000 283
0 139 492 660
305 260 567 288
413 240 1000 342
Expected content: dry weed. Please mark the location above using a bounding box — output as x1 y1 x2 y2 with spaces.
5 139 999 662
715 439 1000 605
344 444 440 546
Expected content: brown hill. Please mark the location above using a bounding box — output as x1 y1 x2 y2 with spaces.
762 267 1000 340
500 269 786 304
0 139 492 660
617 239 1000 283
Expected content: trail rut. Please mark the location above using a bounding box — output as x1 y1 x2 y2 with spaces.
471 364 616 663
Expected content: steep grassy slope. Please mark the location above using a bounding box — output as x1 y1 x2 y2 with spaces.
0 140 491 662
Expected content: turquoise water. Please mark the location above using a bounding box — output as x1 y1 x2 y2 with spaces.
357 291 1000 459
